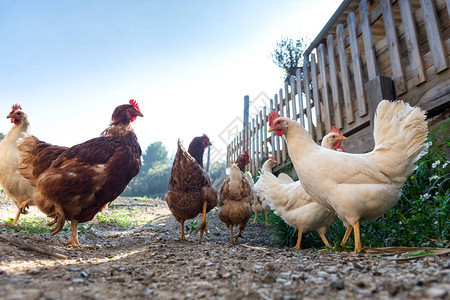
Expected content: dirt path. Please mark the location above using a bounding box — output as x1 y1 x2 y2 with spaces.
0 196 449 299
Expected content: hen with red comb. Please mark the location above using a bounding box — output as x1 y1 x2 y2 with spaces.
17 101 143 247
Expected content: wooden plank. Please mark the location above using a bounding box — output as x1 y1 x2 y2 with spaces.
251 118 256 174
284 82 291 118
273 96 281 164
262 107 269 158
254 116 260 172
318 44 332 131
359 0 378 80
337 24 355 124
447 0 450 16
399 0 426 86
279 88 288 163
289 75 297 122
381 0 407 95
269 99 276 160
303 56 315 137
348 12 368 116
310 53 323 140
326 34 343 129
295 68 305 127
420 0 448 73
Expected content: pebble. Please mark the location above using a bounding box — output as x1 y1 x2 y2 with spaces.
426 287 448 298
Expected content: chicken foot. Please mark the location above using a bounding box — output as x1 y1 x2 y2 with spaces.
65 220 93 248
179 219 189 242
195 201 209 244
12 198 33 226
251 213 258 224
291 229 303 249
228 224 237 245
47 204 65 235
263 211 269 225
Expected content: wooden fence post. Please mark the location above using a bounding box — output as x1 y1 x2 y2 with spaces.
365 76 395 134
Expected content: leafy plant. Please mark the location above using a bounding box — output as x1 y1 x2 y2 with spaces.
185 220 199 233
96 208 145 228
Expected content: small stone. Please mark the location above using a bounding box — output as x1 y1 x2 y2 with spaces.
330 274 345 290
80 271 89 278
72 278 84 283
262 272 276 284
427 288 448 298
29 269 40 275
264 262 275 272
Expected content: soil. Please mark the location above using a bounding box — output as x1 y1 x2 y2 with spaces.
0 196 449 300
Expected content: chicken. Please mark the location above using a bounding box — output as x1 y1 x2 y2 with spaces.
235 150 250 172
165 135 218 243
268 100 428 253
0 104 35 225
251 157 277 225
17 100 143 247
218 163 253 245
255 130 346 249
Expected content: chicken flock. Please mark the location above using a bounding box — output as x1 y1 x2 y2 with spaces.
0 99 428 253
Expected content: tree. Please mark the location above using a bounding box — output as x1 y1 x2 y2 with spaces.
141 141 169 173
271 36 310 79
0 132 4 142
209 160 226 184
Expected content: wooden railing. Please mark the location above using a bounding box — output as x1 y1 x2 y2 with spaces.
227 0 450 175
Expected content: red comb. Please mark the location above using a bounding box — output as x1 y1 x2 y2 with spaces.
268 110 281 127
203 134 209 139
330 126 344 137
245 150 249 157
129 99 140 112
10 104 22 113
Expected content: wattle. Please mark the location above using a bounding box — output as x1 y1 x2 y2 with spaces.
275 129 284 136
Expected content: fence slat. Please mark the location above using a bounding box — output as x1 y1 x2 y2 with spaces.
269 99 276 160
420 0 448 73
381 0 407 95
318 44 331 132
295 68 305 127
348 12 368 117
337 24 355 124
399 0 426 86
359 0 378 80
326 34 343 129
284 82 290 119
290 75 297 122
303 56 315 138
310 53 323 140
279 88 288 163
273 95 282 164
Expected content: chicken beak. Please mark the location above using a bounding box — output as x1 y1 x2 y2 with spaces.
6 113 13 119
268 126 275 133
136 111 144 118
339 136 347 140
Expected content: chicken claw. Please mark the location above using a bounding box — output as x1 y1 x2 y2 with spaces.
65 220 94 249
195 220 209 244
47 204 65 235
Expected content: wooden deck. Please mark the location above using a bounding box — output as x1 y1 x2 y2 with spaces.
227 0 449 175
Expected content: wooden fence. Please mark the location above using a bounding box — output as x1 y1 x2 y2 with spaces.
227 0 450 175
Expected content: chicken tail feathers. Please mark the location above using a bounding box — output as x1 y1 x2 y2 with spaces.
371 100 429 182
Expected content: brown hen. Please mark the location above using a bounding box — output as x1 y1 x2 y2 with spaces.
18 100 143 247
165 135 218 243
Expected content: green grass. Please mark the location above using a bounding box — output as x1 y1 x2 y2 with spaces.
96 207 147 228
0 216 62 234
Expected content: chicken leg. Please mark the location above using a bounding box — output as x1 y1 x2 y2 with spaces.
65 220 93 248
228 224 236 245
47 203 65 235
195 201 209 243
251 213 258 224
341 225 353 246
263 211 269 225
352 221 363 254
179 219 189 241
318 231 331 247
12 197 33 226
291 229 303 249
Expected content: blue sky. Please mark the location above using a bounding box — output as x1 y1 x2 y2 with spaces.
0 0 343 161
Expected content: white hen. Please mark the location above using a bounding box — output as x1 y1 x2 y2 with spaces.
268 100 428 253
0 104 35 225
256 131 345 249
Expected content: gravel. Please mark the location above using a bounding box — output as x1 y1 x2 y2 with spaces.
0 196 449 299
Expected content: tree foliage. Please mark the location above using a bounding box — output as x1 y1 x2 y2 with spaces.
271 36 310 79
0 132 4 142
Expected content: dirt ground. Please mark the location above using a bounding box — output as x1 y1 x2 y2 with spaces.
0 196 449 300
